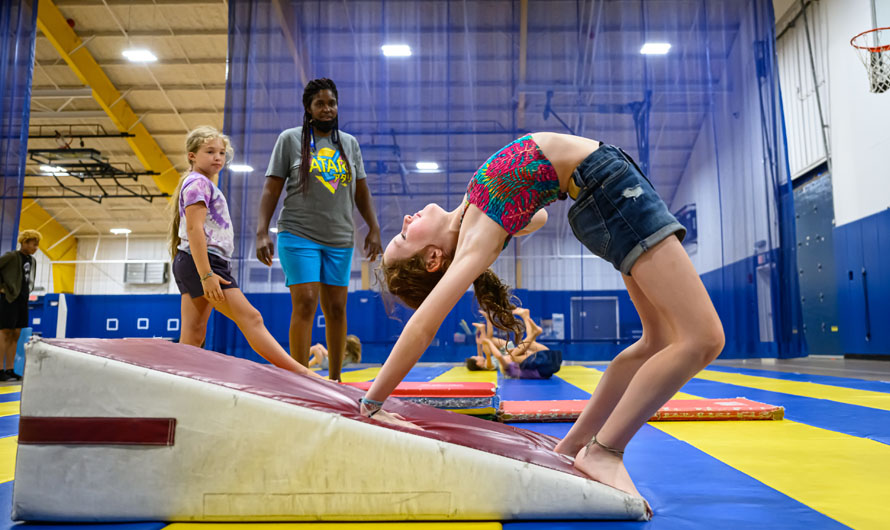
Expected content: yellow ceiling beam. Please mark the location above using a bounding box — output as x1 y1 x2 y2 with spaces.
36 0 180 194
19 199 76 293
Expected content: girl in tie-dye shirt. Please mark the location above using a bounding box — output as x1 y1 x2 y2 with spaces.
169 126 320 381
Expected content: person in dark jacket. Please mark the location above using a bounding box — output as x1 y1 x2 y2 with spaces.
0 230 41 382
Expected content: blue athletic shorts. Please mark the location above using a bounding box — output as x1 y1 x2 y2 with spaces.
277 231 354 287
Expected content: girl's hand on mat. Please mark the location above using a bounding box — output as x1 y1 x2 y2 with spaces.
202 275 230 302
370 409 423 431
255 232 275 266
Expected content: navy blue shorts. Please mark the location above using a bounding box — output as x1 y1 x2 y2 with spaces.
173 250 239 298
568 144 686 275
519 349 563 379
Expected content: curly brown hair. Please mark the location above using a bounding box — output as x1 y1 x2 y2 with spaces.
381 245 525 342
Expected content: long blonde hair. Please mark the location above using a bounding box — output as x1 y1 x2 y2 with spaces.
168 126 234 259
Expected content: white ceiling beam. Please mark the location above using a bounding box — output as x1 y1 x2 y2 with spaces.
32 83 225 91
36 58 226 67
55 1 224 8
32 88 94 98
30 108 220 118
38 29 225 38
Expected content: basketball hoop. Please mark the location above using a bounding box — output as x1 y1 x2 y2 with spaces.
851 27 890 93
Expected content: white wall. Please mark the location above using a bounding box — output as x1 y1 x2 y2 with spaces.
823 0 890 225
777 0 831 177
777 0 890 224
73 236 177 295
668 7 781 274
503 224 626 291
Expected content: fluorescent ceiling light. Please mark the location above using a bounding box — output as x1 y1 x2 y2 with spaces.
122 49 158 63
381 44 412 57
40 165 68 175
270 227 279 233
415 162 439 171
229 164 254 172
110 228 132 235
640 42 671 55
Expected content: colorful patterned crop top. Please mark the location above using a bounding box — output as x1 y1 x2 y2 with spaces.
464 135 561 245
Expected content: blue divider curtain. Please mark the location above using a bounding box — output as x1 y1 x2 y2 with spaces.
0 0 37 253
223 0 804 360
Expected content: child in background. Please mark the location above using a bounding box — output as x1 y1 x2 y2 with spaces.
169 126 319 379
0 229 41 382
308 334 362 370
467 308 562 379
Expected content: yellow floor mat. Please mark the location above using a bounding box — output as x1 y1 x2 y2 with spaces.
338 368 381 383
559 366 889 530
0 401 19 417
430 367 497 384
0 436 17 483
698 369 890 410
163 521 502 530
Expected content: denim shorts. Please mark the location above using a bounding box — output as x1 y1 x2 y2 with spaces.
567 144 686 275
278 231 354 287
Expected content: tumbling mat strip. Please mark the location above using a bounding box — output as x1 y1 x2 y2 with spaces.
343 381 498 415
559 366 890 530
0 386 21 395
499 398 783 422
678 378 890 445
343 381 495 397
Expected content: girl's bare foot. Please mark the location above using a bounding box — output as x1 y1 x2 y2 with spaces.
512 307 530 317
574 442 645 501
528 319 543 339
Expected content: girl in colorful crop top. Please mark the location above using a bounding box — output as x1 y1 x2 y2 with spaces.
364 132 723 511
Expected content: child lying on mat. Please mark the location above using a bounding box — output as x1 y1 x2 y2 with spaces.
466 308 562 379
308 334 362 370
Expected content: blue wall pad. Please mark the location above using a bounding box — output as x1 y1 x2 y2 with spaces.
706 365 890 392
834 208 890 358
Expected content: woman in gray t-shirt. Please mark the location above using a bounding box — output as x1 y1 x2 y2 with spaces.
255 78 381 382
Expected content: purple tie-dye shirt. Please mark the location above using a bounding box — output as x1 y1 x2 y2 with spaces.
178 172 235 259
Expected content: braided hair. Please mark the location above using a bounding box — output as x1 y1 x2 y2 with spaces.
299 78 352 195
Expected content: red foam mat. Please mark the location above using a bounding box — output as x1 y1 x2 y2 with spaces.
343 381 495 397
499 398 785 422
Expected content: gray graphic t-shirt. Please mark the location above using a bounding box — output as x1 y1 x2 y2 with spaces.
265 127 366 248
